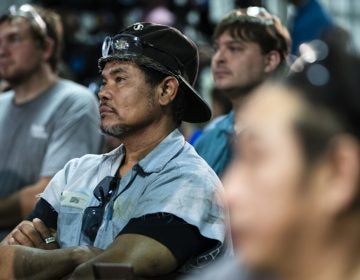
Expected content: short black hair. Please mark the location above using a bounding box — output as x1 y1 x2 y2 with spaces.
283 31 360 212
287 29 360 163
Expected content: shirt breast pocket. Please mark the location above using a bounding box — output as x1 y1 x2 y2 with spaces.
58 191 90 247
57 205 83 247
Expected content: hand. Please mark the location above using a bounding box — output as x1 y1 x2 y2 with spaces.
7 218 59 250
67 246 104 280
71 246 104 265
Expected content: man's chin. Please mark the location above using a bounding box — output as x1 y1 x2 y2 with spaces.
216 83 262 99
213 81 233 91
100 124 131 138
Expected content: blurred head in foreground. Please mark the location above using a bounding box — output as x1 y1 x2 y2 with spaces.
224 37 360 279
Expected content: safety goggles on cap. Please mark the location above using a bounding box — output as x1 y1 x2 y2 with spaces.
102 34 142 58
98 22 212 123
100 33 185 77
9 4 47 36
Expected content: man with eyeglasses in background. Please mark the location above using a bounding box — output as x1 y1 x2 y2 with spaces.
0 5 102 240
193 6 291 178
0 22 227 279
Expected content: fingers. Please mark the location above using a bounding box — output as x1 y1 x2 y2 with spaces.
11 221 43 247
0 226 20 245
32 218 51 240
7 237 20 245
33 218 59 250
5 219 58 249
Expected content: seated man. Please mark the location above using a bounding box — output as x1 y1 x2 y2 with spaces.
194 6 290 177
0 4 102 239
0 22 227 279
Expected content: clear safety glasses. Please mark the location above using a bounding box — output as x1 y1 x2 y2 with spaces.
101 34 144 58
231 6 275 26
9 4 47 35
101 33 185 76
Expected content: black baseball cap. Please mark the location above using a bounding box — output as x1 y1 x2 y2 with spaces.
98 22 211 123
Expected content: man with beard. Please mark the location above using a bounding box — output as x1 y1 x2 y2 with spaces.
194 7 290 177
0 22 227 279
0 4 102 239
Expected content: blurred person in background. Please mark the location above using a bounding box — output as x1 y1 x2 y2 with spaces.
288 0 334 55
188 87 232 145
0 4 102 240
185 32 360 280
220 37 360 280
0 22 227 279
193 6 291 177
0 78 10 92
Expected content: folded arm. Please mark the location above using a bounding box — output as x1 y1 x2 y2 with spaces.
71 213 218 279
0 245 102 280
1 212 217 279
70 233 178 279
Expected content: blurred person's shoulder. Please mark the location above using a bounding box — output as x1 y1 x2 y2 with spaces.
182 255 248 280
55 79 96 100
182 255 274 280
203 111 234 133
0 90 14 103
49 79 99 113
194 111 234 148
0 90 15 113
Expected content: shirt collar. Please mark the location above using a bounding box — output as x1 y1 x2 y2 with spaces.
218 111 235 134
138 129 185 174
102 129 185 174
103 143 124 158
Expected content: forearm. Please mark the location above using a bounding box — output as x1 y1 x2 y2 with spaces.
70 234 177 279
0 245 85 280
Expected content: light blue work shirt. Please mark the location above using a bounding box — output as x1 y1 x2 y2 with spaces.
41 129 226 255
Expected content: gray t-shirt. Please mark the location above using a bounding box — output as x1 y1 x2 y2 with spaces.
0 79 102 203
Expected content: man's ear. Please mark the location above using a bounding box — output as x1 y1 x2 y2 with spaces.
264 50 281 74
42 37 55 63
157 76 179 106
319 135 360 215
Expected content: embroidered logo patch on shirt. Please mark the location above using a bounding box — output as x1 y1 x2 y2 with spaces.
60 191 90 209
30 124 48 139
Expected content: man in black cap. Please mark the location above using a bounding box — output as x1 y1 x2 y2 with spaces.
0 22 227 279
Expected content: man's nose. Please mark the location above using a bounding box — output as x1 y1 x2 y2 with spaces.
98 85 112 101
212 48 226 65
